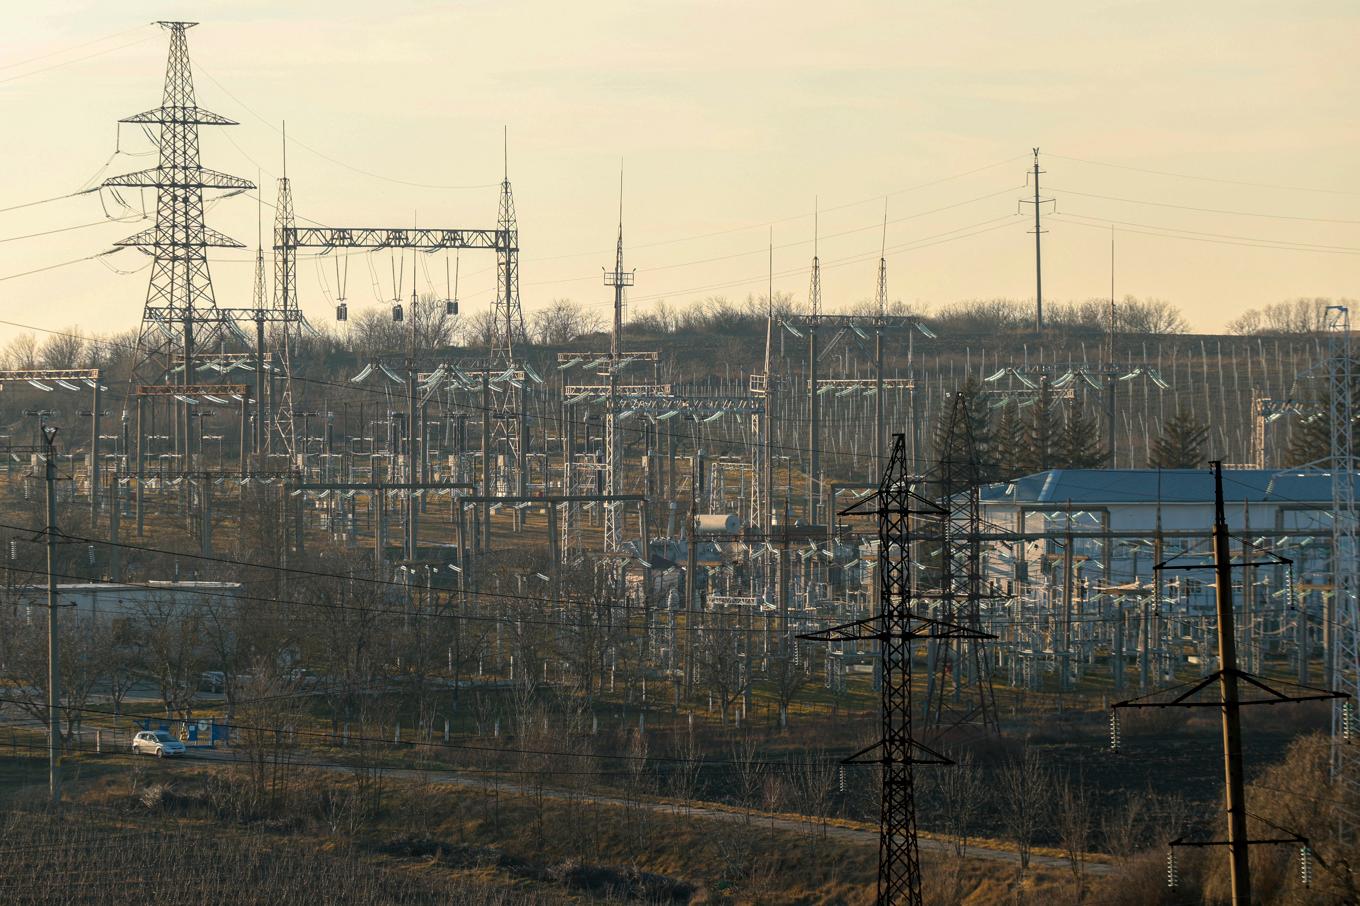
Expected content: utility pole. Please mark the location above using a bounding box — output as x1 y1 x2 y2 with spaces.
1033 149 1043 330
42 424 61 809
806 202 822 525
1020 148 1048 331
1116 461 1345 906
1106 227 1118 467
1209 461 1251 904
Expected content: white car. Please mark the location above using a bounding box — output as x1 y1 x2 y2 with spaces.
131 730 186 758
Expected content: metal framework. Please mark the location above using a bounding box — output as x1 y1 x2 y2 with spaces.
1326 305 1360 811
800 434 990 905
283 227 505 250
270 169 298 456
492 149 527 361
0 370 104 523
984 362 1169 468
104 22 251 356
277 204 527 484
104 22 253 458
921 393 1001 737
601 211 636 553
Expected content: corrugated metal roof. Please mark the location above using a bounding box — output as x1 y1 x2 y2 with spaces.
980 468 1360 506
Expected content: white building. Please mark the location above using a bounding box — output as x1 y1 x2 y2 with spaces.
9 581 242 624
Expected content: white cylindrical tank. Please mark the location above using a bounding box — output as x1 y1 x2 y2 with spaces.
695 513 740 534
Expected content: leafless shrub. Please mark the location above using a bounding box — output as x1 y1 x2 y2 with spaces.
1000 741 1051 872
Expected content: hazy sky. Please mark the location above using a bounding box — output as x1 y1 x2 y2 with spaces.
0 0 1356 346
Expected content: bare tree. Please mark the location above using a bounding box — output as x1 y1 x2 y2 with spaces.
528 299 603 346
929 748 983 903
461 310 497 349
2 332 38 370
794 749 837 847
767 646 810 731
1227 297 1349 335
1000 741 1051 872
1101 788 1153 867
235 655 303 814
1118 296 1187 334
697 612 747 724
729 729 765 826
1056 770 1094 898
667 722 704 816
39 328 85 369
0 608 107 741
135 595 204 720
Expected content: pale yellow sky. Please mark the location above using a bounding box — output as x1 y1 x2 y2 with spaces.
0 0 1356 344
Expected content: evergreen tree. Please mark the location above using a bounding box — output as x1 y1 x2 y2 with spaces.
1149 409 1209 469
1027 380 1062 472
1286 398 1331 468
932 377 995 485
1282 362 1360 467
1282 379 1360 468
992 400 1030 479
1057 405 1105 468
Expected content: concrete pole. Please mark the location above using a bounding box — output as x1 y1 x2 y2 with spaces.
135 396 145 538
200 476 212 557
874 328 885 479
239 396 249 480
1210 462 1251 906
1033 149 1044 331
406 367 417 561
374 483 385 574
1242 499 1255 674
807 327 819 524
89 380 101 528
481 373 492 551
1062 520 1074 696
43 427 61 809
108 479 121 582
255 315 266 456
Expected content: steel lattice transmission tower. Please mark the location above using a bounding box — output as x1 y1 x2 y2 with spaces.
104 22 254 390
271 155 298 457
801 434 991 905
1326 305 1360 810
921 393 1001 738
602 187 634 554
491 145 527 363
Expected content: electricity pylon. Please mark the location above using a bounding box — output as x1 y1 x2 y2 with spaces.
800 434 991 905
104 22 254 407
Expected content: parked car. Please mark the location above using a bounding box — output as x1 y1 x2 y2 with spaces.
131 730 186 758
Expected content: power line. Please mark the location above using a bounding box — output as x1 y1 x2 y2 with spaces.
0 248 124 284
0 26 148 73
191 64 498 192
0 33 158 87
0 213 147 245
1051 213 1360 256
1045 153 1360 197
0 188 100 216
1048 186 1360 225
3 515 1343 638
